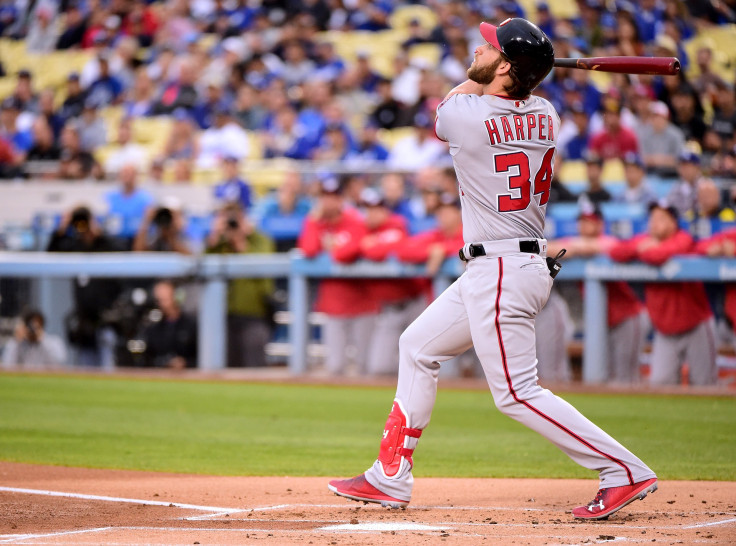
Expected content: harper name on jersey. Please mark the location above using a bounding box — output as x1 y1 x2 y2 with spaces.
435 93 559 243
484 113 555 145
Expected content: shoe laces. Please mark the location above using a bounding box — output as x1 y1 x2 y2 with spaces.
588 488 605 506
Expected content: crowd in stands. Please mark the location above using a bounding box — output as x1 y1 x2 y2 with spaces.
0 0 735 384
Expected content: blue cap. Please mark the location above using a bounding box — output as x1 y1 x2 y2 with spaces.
623 152 644 169
679 150 700 164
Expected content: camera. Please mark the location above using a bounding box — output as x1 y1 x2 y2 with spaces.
152 207 173 229
226 216 240 230
70 206 92 234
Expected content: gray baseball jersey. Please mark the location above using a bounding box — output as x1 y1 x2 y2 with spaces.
435 93 559 242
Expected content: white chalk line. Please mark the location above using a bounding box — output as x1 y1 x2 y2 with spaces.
0 486 242 513
682 516 736 529
0 527 112 544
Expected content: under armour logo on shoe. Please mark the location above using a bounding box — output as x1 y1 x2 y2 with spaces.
588 500 605 512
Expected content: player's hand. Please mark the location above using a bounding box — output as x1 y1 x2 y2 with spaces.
723 239 736 257
636 237 657 253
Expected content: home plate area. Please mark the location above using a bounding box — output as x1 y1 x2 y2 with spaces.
0 464 734 545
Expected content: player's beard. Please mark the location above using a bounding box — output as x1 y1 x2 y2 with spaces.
467 57 502 85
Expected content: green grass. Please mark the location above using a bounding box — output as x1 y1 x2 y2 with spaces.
0 374 734 480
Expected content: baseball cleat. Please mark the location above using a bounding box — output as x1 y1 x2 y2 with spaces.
572 478 658 520
328 474 409 509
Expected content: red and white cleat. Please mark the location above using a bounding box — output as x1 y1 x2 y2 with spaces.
573 478 658 520
328 474 409 509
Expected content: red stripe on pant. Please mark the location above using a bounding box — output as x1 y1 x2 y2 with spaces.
494 257 634 485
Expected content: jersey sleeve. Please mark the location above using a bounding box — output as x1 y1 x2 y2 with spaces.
435 94 477 147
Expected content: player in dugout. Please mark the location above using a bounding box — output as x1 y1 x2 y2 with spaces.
610 201 717 385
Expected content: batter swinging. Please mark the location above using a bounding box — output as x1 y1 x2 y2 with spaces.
329 18 657 520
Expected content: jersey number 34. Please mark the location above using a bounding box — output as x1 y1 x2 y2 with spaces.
495 148 555 213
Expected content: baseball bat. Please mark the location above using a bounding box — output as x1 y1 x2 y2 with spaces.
554 56 680 75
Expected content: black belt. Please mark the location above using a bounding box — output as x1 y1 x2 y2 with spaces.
460 239 541 261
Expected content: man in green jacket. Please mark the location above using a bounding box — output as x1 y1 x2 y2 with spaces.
206 203 275 367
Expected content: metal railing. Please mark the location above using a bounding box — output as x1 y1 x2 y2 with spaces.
0 251 734 381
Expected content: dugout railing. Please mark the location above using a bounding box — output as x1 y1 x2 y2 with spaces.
0 251 734 382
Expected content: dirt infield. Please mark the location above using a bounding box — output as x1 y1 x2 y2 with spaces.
0 463 734 545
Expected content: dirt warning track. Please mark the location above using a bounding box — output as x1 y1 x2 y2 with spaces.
0 462 734 545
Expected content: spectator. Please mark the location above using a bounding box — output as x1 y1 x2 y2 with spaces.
26 117 60 161
57 125 103 180
588 97 639 160
637 101 685 177
312 123 355 161
46 205 122 367
687 180 736 239
349 121 389 164
59 73 86 121
133 202 191 254
0 97 33 158
578 152 612 206
610 202 716 386
255 170 311 252
123 69 155 118
206 203 275 367
711 81 736 150
104 117 148 174
548 205 647 383
12 69 38 114
262 105 316 160
396 193 464 276
440 38 472 85
233 83 266 131
140 280 197 369
297 176 377 375
0 133 22 178
123 0 160 48
105 164 154 248
557 102 590 160
55 2 87 50
151 56 199 115
615 152 657 205
670 84 707 143
359 188 427 375
387 111 447 171
213 155 253 211
197 106 250 169
370 77 406 130
380 173 414 221
691 45 727 97
1 309 67 368
667 151 707 217
75 99 107 152
163 108 199 163
192 79 227 130
37 88 64 142
85 53 124 108
280 40 316 86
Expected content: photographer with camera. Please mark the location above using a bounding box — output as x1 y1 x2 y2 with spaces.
46 204 123 367
206 202 275 367
132 200 192 254
140 280 197 369
2 309 67 367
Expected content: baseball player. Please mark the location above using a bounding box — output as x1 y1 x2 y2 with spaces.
610 202 716 386
329 18 657 520
548 204 648 383
359 188 428 375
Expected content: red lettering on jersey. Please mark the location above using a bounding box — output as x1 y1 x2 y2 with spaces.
547 115 554 141
500 116 514 142
526 114 537 140
513 115 525 140
538 114 546 140
485 119 501 145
